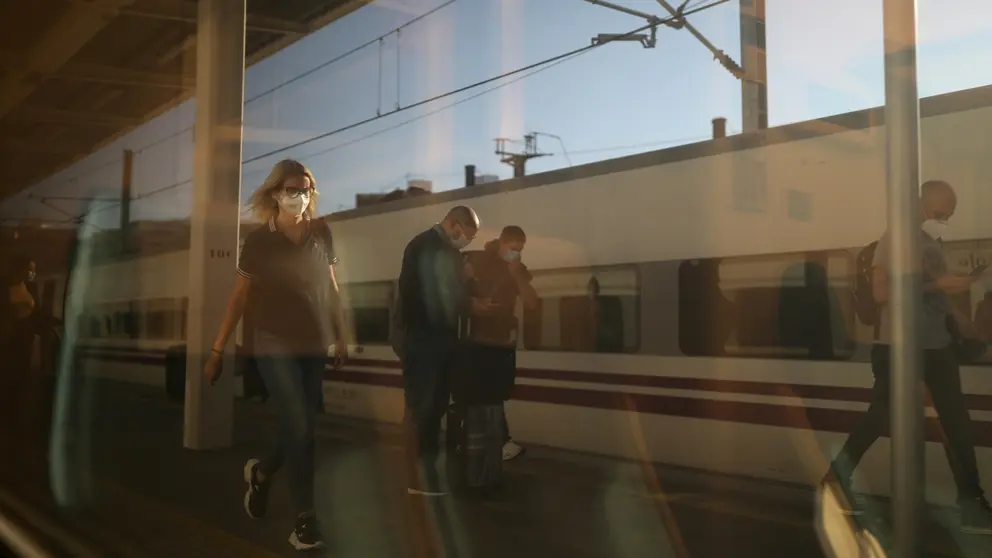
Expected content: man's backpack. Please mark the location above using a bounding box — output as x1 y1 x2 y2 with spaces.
853 241 880 327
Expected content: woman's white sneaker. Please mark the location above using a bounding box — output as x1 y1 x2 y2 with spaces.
502 440 525 461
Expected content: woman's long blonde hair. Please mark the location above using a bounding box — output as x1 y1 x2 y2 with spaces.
247 159 320 223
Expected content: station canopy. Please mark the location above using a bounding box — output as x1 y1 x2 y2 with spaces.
0 0 365 202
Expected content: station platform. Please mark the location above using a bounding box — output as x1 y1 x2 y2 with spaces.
2 378 990 557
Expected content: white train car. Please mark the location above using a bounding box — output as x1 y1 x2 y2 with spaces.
66 250 190 387
70 84 992 505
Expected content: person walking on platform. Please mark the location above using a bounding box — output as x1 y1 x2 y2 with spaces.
457 226 538 484
1 254 39 463
825 180 992 534
204 159 348 551
398 205 495 496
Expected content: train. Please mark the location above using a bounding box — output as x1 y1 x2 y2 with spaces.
39 83 992 507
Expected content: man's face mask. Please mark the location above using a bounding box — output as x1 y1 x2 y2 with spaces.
922 218 949 240
502 249 521 262
501 240 523 262
451 224 474 249
26 270 35 282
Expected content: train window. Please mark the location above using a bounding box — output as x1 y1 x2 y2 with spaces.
943 239 992 365
144 298 176 340
103 301 141 339
678 252 855 360
523 267 639 353
342 282 392 345
127 301 140 339
180 297 189 341
77 312 99 339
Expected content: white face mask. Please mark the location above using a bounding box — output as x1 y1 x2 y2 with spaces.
503 250 520 262
451 234 471 250
26 271 35 282
922 218 949 240
275 192 309 217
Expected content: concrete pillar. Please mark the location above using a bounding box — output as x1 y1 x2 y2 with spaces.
740 0 768 132
184 0 246 450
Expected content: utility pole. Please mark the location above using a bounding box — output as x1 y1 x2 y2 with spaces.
740 0 768 131
494 133 550 178
585 0 744 78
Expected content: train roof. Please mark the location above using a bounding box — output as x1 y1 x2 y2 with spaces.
326 84 992 224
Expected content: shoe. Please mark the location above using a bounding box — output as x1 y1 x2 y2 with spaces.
502 440 525 461
407 486 448 497
243 458 271 520
960 496 992 535
289 513 325 551
820 470 864 516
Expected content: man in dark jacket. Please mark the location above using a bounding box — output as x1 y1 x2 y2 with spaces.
398 205 494 495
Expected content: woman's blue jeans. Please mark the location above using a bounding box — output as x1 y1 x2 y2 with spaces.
254 330 326 516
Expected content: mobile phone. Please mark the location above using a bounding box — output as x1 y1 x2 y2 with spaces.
971 264 989 277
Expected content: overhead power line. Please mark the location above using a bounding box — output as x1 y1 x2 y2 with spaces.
137 1 459 153
244 0 731 166
244 0 458 105
18 1 459 197
68 0 731 222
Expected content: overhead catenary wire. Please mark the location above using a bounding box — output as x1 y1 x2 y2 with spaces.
137 2 455 151
67 0 731 222
294 52 585 162
243 0 456 106
244 0 731 166
15 1 458 197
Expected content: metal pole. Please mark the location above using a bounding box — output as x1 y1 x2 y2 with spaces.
120 149 133 254
882 0 924 556
739 0 768 132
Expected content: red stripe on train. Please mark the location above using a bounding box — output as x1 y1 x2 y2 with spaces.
341 357 992 411
77 348 992 447
331 368 992 447
77 348 992 411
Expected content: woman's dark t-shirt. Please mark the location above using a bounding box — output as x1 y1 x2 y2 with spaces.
238 218 337 355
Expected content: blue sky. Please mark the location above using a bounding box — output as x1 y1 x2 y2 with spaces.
4 0 992 227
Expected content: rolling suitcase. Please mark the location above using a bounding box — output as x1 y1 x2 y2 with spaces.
463 404 505 493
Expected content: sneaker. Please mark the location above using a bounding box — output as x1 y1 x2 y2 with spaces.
960 496 992 535
820 470 864 516
502 440 525 461
407 486 448 497
289 513 325 551
243 458 271 520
